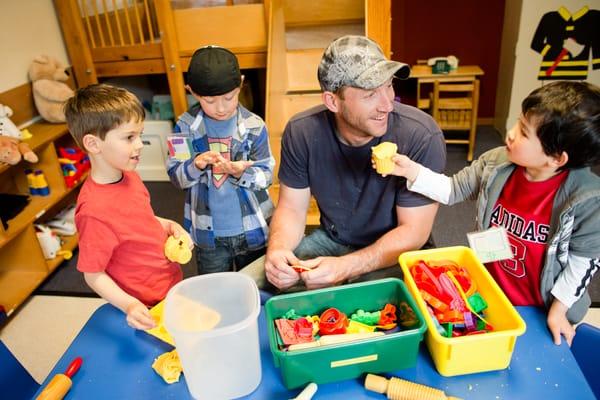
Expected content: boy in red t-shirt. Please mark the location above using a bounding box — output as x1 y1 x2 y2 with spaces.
64 84 192 330
378 81 600 346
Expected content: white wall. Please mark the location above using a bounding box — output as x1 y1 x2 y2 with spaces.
505 1 600 132
0 1 69 93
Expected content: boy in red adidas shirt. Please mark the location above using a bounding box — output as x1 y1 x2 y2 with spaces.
380 81 600 346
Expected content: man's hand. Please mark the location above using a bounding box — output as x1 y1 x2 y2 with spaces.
300 256 349 290
265 248 301 290
547 298 576 346
214 159 254 178
194 150 221 170
125 300 157 330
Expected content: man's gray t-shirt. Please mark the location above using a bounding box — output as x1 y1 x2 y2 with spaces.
278 102 446 247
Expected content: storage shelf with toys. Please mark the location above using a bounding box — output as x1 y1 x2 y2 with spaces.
0 121 87 318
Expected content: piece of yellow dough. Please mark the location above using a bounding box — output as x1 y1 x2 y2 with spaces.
145 300 175 346
371 142 398 174
152 350 183 384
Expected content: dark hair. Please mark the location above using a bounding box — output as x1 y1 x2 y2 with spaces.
522 81 600 170
64 84 145 149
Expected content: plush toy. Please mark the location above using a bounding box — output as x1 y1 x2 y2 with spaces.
28 55 74 123
0 103 38 165
0 104 22 138
0 136 38 165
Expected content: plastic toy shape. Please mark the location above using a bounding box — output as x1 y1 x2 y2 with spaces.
364 373 462 400
35 357 82 400
350 309 381 325
26 169 50 196
318 308 348 335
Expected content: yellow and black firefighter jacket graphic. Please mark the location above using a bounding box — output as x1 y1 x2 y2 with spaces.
530 6 599 80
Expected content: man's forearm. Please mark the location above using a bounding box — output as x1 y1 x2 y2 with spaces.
339 200 439 280
340 224 429 279
268 205 306 251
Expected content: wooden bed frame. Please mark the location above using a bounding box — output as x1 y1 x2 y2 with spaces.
54 0 269 117
54 1 389 116
54 0 391 224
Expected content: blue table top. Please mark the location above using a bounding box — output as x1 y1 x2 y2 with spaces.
35 302 594 399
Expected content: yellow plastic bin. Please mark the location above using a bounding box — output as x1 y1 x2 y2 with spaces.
398 246 526 376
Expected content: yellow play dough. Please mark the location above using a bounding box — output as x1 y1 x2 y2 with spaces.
164 235 192 264
371 142 397 174
146 300 175 346
152 350 183 384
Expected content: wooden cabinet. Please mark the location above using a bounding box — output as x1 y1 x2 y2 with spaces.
0 122 84 318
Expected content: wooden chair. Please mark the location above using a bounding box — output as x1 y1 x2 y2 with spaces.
430 79 480 161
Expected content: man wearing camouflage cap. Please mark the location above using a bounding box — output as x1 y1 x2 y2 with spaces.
244 35 446 290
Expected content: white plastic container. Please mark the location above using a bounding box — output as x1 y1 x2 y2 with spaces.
164 273 261 399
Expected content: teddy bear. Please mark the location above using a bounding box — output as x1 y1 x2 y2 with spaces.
28 55 75 123
0 104 22 138
0 104 38 165
0 136 38 165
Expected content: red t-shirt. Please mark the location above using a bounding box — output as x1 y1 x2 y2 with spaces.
75 171 182 305
487 167 568 306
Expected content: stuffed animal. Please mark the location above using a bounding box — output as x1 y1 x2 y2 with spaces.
0 104 22 138
28 55 74 123
0 103 38 165
0 136 38 165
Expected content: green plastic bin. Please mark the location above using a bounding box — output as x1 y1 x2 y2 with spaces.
265 278 426 389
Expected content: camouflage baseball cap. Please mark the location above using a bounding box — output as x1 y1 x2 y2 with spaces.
318 35 410 93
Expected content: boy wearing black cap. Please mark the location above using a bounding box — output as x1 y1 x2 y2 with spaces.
167 46 274 274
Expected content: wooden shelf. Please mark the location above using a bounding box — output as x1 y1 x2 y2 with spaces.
0 190 64 247
47 233 79 272
0 269 48 316
0 122 82 319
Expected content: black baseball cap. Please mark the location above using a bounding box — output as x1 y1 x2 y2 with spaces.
187 46 241 96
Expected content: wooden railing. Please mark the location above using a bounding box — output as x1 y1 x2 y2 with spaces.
78 0 158 48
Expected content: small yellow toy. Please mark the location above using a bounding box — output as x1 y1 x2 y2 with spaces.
371 142 397 175
164 235 192 264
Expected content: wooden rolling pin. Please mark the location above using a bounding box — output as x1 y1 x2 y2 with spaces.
36 357 82 400
365 373 462 400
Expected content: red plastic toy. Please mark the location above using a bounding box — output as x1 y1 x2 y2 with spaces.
319 308 348 335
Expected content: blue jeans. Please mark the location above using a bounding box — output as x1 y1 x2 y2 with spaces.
293 227 357 259
239 228 404 290
196 234 265 275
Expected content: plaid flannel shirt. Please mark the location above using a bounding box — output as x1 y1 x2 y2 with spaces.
167 104 274 249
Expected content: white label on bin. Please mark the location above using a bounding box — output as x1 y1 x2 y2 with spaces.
467 227 513 263
330 354 378 368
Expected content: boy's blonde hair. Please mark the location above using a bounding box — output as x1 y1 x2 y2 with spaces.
64 84 145 148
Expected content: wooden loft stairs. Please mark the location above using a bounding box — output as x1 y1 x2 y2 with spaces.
54 0 390 227
265 0 391 226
